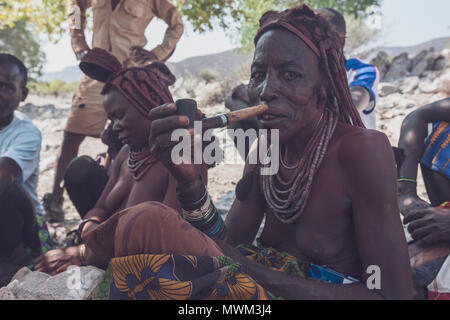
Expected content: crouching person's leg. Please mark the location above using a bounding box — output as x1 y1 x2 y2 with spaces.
0 182 40 286
64 155 108 219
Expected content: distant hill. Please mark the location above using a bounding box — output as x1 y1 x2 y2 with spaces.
167 48 252 80
40 48 252 83
359 37 450 61
40 65 82 83
41 37 449 83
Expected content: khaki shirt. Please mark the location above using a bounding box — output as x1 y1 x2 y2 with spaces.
65 0 183 137
68 0 184 63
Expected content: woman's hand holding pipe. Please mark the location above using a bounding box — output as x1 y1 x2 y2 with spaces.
148 102 203 186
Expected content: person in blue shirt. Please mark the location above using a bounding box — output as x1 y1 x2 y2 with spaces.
0 54 51 286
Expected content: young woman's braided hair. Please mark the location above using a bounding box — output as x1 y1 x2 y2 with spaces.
79 48 175 117
79 48 177 179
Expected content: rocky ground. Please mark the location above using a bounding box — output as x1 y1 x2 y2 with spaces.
372 48 450 200
1 47 449 299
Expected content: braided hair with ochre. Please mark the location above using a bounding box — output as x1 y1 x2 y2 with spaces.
79 47 175 117
79 48 176 180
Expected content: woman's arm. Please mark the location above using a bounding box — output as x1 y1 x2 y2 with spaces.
397 97 450 215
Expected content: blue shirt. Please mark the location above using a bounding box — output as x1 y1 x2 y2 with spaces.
346 58 379 130
0 111 44 216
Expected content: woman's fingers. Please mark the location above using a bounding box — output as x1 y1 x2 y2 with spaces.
148 103 177 120
196 109 205 120
410 224 436 241
150 115 190 136
407 217 429 233
421 233 439 245
151 133 183 150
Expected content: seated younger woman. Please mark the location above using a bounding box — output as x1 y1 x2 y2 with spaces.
34 49 208 275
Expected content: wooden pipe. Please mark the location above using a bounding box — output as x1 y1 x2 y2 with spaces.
201 104 268 130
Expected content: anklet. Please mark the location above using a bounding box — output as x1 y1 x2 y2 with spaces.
397 177 417 184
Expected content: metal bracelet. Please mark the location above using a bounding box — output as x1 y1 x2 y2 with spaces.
76 218 101 244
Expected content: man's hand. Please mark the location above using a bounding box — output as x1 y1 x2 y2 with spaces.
350 86 371 113
76 49 90 61
403 207 450 245
130 46 158 65
33 246 83 276
397 181 430 217
398 192 432 217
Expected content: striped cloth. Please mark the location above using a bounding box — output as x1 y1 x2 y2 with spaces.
427 201 450 300
422 121 450 179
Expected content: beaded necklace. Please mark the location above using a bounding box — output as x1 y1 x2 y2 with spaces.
127 145 158 181
262 108 338 223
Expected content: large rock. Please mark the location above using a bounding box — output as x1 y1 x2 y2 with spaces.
384 52 410 82
10 267 33 282
6 270 50 300
409 49 429 69
0 287 16 300
2 266 105 300
433 56 447 71
410 49 437 76
370 51 391 79
378 82 399 97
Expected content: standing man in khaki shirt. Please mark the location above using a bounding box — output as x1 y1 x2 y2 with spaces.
43 0 183 222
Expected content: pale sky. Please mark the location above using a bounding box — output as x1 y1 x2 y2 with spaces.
380 0 450 47
42 0 450 73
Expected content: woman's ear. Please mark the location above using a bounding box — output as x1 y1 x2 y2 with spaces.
21 87 29 102
146 62 176 86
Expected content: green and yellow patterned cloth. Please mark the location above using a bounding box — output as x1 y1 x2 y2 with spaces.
95 245 308 300
35 213 52 254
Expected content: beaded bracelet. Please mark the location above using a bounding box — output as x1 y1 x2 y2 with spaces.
397 177 417 184
181 192 227 240
177 182 209 211
177 178 227 240
182 192 212 221
180 188 209 211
